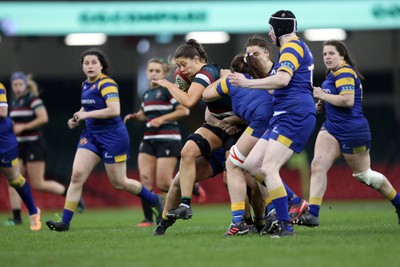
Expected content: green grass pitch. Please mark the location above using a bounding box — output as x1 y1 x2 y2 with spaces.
0 201 399 267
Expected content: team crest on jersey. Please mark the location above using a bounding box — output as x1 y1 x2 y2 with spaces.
80 137 88 145
90 85 96 90
156 91 162 98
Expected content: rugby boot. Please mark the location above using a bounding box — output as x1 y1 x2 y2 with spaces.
3 218 22 226
224 221 249 236
152 218 176 236
289 199 309 223
248 224 259 234
46 220 69 232
259 208 278 235
29 208 42 231
296 211 320 227
166 204 192 220
136 219 154 227
269 221 295 238
193 183 207 204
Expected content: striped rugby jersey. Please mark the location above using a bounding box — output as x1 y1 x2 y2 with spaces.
141 86 182 142
10 91 45 142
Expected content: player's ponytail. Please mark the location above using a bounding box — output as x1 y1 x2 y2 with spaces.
174 39 209 63
26 74 39 96
230 53 267 79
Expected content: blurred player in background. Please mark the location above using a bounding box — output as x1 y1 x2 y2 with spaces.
0 82 41 231
46 48 163 232
124 58 189 227
4 71 84 227
297 40 400 227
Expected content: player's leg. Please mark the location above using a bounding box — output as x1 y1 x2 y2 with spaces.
1 162 41 231
137 152 157 226
345 150 400 224
26 161 65 194
153 173 181 236
246 174 267 233
259 139 294 237
46 148 99 231
153 156 177 223
297 130 339 227
153 153 220 236
168 128 221 219
4 153 27 226
26 139 65 195
225 132 259 235
106 160 164 225
4 186 23 226
156 157 177 194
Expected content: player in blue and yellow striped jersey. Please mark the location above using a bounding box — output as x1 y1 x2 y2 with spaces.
124 58 189 227
153 39 243 220
244 36 310 232
203 53 272 235
0 82 41 231
46 49 163 232
229 10 316 237
204 52 306 235
297 40 400 227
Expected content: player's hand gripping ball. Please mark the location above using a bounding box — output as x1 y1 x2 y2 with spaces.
174 68 192 92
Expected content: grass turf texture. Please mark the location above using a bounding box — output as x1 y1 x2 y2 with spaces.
0 201 399 267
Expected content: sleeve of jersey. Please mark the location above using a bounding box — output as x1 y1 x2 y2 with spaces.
215 78 230 97
277 41 303 76
170 96 179 108
0 83 8 106
99 78 120 103
192 69 215 88
334 67 356 95
30 97 45 111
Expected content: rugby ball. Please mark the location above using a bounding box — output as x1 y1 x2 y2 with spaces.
174 68 192 92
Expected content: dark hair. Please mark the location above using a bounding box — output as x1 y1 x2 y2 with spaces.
323 40 364 80
174 39 208 63
230 53 267 79
148 58 172 76
244 36 270 53
80 48 109 75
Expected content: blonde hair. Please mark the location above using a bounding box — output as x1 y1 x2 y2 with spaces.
148 58 172 77
26 74 39 96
